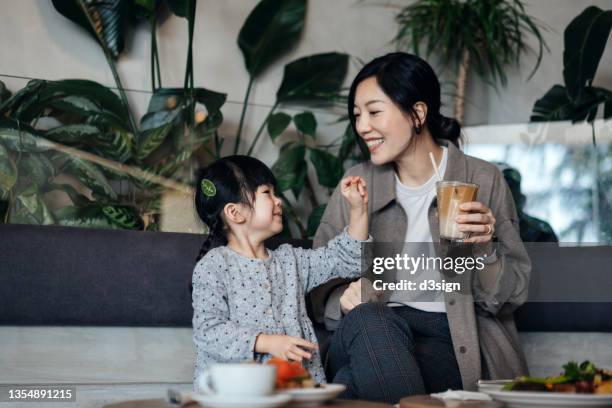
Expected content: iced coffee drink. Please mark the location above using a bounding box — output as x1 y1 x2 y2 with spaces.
436 181 479 241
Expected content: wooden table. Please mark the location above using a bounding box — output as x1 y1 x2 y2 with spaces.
104 398 393 408
400 395 504 408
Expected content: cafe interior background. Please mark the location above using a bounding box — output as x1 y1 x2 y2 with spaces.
0 0 611 406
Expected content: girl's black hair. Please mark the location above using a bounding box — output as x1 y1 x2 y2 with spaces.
348 52 461 147
194 155 277 261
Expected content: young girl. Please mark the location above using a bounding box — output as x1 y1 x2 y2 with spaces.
192 155 370 389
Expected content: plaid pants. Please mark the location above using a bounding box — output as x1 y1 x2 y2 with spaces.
327 302 462 403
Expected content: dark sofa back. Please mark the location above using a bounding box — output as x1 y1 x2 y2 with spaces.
1 224 610 331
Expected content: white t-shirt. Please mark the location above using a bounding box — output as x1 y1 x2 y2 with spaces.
388 147 448 313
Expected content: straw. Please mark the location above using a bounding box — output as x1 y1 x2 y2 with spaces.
429 152 442 181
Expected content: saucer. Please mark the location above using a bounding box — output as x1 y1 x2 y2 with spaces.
189 393 291 408
276 383 346 407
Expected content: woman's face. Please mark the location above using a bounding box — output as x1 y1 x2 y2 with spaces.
353 77 417 165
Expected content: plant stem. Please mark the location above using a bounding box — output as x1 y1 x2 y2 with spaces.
246 102 279 156
454 47 470 125
234 77 254 154
77 0 140 142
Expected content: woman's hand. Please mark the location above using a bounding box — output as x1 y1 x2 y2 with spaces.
339 278 380 315
255 334 318 362
455 201 496 247
340 176 368 210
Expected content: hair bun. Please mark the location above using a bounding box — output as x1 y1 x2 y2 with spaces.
433 114 461 146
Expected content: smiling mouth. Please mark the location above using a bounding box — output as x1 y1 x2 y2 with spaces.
365 138 384 152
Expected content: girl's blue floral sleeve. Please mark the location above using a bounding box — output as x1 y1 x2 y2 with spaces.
192 253 260 367
292 227 372 293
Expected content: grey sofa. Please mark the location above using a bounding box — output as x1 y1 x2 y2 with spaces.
1 223 611 387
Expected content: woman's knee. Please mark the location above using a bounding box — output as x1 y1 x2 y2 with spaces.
339 302 408 339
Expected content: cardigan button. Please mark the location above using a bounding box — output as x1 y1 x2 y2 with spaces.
448 299 456 306
262 282 270 289
459 346 467 354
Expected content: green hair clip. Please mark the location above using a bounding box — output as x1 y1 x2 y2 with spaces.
200 179 216 197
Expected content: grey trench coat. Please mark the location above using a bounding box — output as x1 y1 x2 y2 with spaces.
311 141 530 390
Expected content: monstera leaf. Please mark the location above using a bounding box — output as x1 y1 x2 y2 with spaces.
277 53 349 103
52 0 131 58
238 0 306 77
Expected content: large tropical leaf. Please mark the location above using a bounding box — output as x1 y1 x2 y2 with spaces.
51 0 131 58
531 84 609 123
136 122 174 161
294 111 317 138
55 204 118 229
267 112 292 141
45 124 101 145
563 6 612 102
7 79 128 126
309 148 343 188
90 128 133 162
102 204 144 229
276 53 349 103
12 185 55 225
18 154 56 187
60 155 117 200
272 142 307 199
237 0 306 77
0 143 17 192
0 121 50 153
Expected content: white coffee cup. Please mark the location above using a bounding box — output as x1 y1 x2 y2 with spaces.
197 363 276 396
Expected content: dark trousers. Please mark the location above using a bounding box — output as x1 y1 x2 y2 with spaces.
327 302 462 404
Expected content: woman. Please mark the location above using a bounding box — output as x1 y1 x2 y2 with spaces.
310 52 530 403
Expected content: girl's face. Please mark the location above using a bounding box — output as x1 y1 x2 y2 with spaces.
246 184 283 236
353 76 417 165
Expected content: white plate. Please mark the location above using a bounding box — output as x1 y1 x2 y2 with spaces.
276 383 346 407
486 389 612 408
189 393 291 408
477 379 513 392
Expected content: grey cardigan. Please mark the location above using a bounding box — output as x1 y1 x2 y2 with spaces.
311 141 530 390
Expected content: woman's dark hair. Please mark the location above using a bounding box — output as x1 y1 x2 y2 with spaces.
348 52 461 147
194 155 277 261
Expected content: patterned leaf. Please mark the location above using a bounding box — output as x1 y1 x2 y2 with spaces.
0 143 17 192
137 122 173 161
62 155 117 200
102 205 144 229
13 185 55 225
45 124 100 144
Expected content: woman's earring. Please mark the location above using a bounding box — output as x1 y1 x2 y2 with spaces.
415 124 422 134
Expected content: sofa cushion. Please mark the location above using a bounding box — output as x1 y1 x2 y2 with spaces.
1 224 610 332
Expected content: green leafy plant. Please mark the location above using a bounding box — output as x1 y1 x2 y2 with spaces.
530 6 611 243
395 0 548 123
0 0 223 229
0 0 368 236
531 6 612 142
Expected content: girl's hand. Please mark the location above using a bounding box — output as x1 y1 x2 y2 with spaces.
255 334 318 362
341 176 368 210
455 201 496 245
